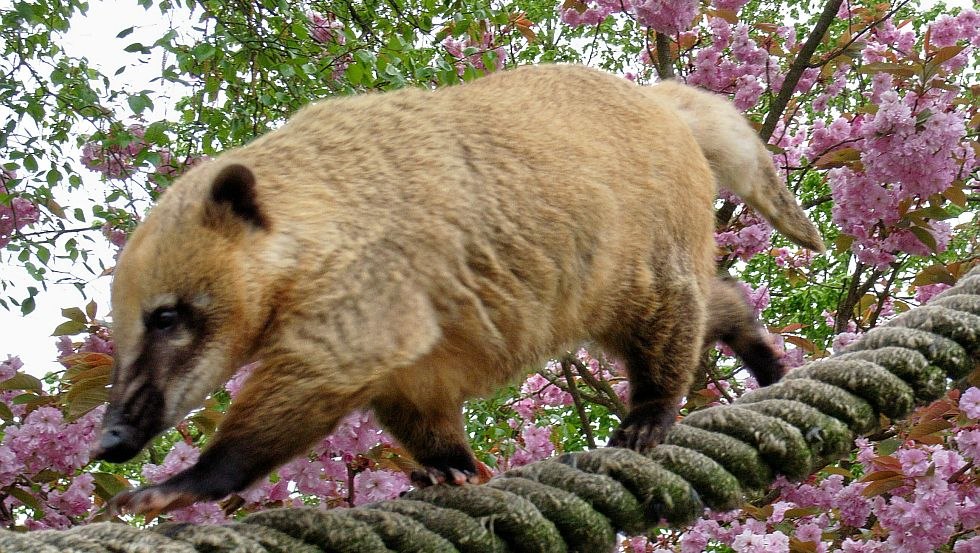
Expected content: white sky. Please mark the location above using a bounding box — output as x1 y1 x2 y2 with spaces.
0 0 974 376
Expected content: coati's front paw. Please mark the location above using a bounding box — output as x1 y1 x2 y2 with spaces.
410 460 494 487
109 485 202 518
608 403 677 452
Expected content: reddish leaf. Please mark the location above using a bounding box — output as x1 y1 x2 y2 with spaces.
813 147 860 169
862 475 905 497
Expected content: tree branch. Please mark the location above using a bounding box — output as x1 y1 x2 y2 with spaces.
560 360 597 448
760 0 844 141
653 32 675 80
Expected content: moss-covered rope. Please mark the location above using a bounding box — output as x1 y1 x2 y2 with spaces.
3 265 977 553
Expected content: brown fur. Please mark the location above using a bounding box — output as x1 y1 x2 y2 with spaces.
705 278 787 386
97 65 820 514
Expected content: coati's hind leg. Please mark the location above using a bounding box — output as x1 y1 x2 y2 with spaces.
705 277 786 386
606 286 705 452
371 392 492 487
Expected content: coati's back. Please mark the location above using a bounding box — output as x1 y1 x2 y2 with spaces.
221 65 719 370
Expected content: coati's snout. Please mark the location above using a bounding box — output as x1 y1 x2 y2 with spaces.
95 423 148 463
94 388 165 463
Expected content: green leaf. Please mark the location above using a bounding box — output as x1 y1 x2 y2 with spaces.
92 472 131 500
116 26 135 39
0 372 42 392
909 225 938 253
877 438 901 456
127 93 153 115
52 320 87 336
20 296 35 315
62 307 87 323
7 487 43 516
143 121 168 144
124 42 150 54
192 43 217 61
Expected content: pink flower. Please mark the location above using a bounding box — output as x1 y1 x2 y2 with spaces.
48 474 95 517
442 31 506 75
840 538 882 552
353 469 410 505
0 445 19 487
929 15 961 48
713 0 748 11
960 387 980 419
0 355 22 382
142 441 200 483
835 481 872 526
915 283 951 304
956 429 980 460
897 448 930 477
732 529 789 552
0 176 40 248
634 0 699 34
225 362 258 399
308 12 345 45
954 536 980 553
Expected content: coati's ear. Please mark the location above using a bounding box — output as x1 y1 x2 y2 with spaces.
204 163 269 230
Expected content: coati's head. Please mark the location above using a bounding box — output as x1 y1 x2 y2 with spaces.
95 162 275 463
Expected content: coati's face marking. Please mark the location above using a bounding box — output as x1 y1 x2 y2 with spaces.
96 163 270 463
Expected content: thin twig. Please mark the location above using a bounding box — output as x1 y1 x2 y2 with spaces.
560 360 597 448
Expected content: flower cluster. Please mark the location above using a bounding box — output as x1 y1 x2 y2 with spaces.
0 171 40 248
715 207 773 261
686 17 818 110
0 356 104 529
561 0 699 35
442 30 507 75
308 12 345 46
81 125 205 186
80 125 148 179
811 14 978 269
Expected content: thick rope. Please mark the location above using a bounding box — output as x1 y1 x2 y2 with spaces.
3 266 978 552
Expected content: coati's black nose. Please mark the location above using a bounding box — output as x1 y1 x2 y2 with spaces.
94 425 143 463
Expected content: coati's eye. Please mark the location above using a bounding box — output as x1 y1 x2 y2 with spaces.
146 307 180 331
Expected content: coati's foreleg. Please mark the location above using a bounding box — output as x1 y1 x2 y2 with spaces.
704 277 786 386
371 392 493 486
606 287 704 451
110 357 365 516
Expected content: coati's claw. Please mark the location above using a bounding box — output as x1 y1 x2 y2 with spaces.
410 460 493 487
608 404 677 452
109 486 200 518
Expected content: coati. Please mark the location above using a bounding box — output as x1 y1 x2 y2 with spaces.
95 65 823 515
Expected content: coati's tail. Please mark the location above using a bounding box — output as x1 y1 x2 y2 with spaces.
740 143 826 253
704 277 786 386
643 81 826 253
